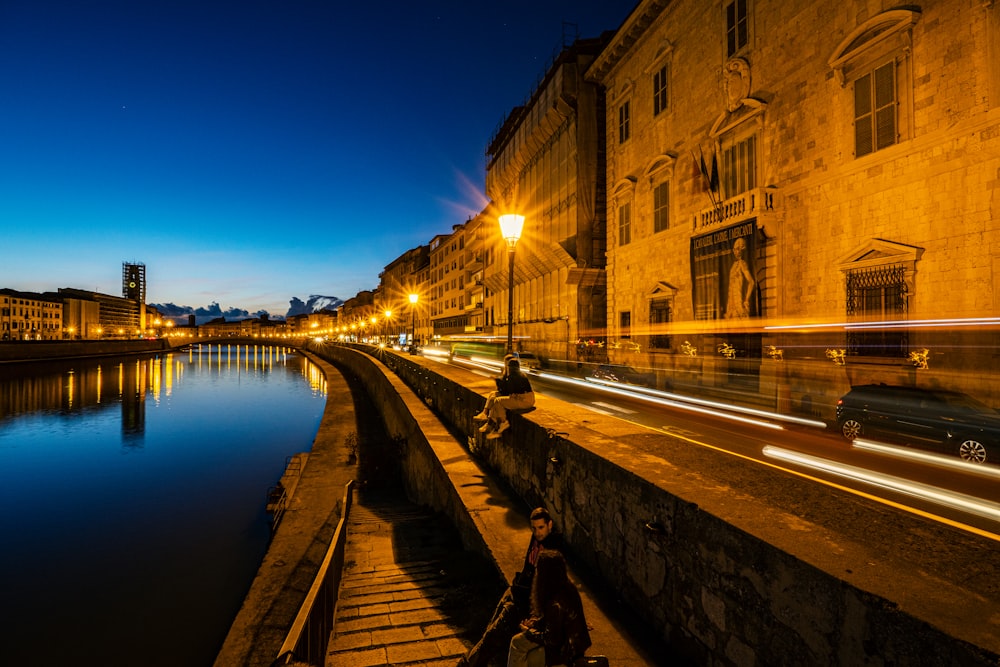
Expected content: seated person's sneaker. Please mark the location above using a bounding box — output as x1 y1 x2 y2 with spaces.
472 412 489 422
478 422 493 433
495 421 510 435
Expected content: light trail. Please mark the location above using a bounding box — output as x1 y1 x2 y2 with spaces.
762 446 1000 523
851 439 1000 479
542 373 785 430
582 376 826 429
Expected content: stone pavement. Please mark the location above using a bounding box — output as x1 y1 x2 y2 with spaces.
326 488 505 667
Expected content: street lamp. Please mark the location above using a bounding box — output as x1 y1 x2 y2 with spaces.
408 293 419 350
383 309 392 345
498 213 525 354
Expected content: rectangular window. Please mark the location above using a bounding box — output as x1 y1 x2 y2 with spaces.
650 299 672 349
846 264 907 357
854 61 896 157
653 65 669 115
722 135 756 199
620 311 632 339
726 0 749 56
618 202 632 246
618 100 630 144
653 182 669 232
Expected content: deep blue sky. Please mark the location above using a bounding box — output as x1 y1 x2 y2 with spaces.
1 0 635 319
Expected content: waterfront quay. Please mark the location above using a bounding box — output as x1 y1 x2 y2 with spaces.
214 341 997 666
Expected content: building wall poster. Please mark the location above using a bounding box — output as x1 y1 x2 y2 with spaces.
690 221 759 320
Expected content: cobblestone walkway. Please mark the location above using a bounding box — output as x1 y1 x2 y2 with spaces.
326 489 503 667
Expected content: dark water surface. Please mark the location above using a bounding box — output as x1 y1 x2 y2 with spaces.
0 345 326 666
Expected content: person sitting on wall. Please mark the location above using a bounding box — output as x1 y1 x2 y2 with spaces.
473 354 534 439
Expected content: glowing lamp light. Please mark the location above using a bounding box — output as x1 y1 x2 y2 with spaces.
498 213 525 250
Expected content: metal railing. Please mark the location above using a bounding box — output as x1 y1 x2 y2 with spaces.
272 480 355 666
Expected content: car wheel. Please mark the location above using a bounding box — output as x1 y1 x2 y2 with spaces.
840 418 863 441
957 439 988 463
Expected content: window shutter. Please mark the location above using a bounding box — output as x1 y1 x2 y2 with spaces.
874 62 896 150
854 72 874 156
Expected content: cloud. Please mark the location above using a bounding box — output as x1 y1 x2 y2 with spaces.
151 294 343 325
151 301 276 325
286 295 343 318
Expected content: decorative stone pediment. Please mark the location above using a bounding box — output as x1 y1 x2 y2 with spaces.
648 281 678 298
710 97 766 139
643 153 677 182
828 9 921 86
838 238 923 272
612 177 637 201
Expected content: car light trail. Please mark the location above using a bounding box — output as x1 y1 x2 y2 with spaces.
765 316 1000 331
583 376 825 429
851 439 1000 479
762 446 1000 523
541 374 784 430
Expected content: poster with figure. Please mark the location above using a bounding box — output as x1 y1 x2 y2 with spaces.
690 221 758 320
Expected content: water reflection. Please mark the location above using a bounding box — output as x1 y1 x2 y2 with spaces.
0 344 327 667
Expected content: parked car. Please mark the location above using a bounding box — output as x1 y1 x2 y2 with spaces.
588 363 656 388
835 384 1000 463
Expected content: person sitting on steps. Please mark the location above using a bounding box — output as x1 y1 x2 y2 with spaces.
506 549 591 667
473 354 535 439
456 507 565 667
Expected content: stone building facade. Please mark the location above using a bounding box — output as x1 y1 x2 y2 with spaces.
0 289 63 340
377 244 429 344
587 0 1000 412
483 36 611 363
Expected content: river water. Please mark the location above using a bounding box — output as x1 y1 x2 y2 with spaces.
0 345 327 666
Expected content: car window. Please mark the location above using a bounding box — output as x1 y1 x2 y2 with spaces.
938 393 995 414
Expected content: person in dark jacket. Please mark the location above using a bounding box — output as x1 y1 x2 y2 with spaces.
457 508 565 667
507 550 591 666
473 355 535 439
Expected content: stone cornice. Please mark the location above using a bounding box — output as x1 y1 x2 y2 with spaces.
585 0 673 84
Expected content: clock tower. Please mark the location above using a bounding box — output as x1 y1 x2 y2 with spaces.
123 262 146 332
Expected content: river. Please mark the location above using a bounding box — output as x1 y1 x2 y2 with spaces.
0 344 326 666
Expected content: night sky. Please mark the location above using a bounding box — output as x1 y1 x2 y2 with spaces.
0 0 635 319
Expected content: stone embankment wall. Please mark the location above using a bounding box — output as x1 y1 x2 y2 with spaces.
308 343 999 666
0 339 174 363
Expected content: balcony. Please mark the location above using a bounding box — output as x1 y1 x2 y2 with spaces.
697 187 780 229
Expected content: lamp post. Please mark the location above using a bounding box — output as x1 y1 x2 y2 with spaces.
408 293 419 351
383 309 392 346
498 213 525 354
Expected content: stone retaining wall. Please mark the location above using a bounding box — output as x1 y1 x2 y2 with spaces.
0 339 172 362
313 343 1000 666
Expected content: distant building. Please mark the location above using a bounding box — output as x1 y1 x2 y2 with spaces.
58 288 141 338
429 225 473 339
0 289 63 340
378 244 429 344
122 262 147 331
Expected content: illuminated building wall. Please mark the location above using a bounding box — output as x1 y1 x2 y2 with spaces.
484 36 611 361
0 289 63 340
587 0 1000 401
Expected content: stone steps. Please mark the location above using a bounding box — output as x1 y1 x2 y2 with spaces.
326 492 503 667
